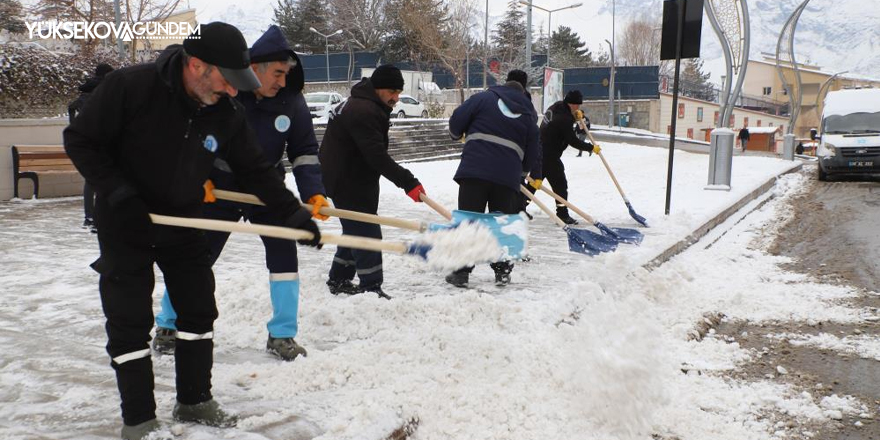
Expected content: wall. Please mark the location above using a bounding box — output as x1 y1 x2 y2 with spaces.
579 100 659 132
658 93 788 143
0 118 74 200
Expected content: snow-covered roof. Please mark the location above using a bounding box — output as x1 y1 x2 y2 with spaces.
747 126 781 134
823 89 880 117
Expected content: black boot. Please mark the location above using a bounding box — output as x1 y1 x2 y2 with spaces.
445 269 469 288
556 207 578 225
490 262 512 286
327 279 361 295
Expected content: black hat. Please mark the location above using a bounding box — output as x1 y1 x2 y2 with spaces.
95 63 113 77
506 69 528 89
371 64 404 90
564 89 583 105
183 22 261 91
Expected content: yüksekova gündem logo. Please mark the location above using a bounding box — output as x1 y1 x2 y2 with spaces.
25 21 200 42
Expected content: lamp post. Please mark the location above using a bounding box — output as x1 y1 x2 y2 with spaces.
605 39 615 127
519 1 582 67
309 27 343 89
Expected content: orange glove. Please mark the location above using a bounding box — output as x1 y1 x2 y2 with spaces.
203 180 216 203
307 194 330 221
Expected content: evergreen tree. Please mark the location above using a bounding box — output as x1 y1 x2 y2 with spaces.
0 0 27 34
548 26 593 68
492 0 528 65
680 58 715 101
273 0 331 54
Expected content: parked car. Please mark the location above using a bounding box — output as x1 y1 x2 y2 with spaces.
393 94 428 118
305 92 344 119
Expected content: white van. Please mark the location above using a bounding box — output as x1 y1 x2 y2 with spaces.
813 88 880 181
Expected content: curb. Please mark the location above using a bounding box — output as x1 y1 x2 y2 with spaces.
642 162 804 270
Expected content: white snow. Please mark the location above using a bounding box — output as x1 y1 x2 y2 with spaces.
0 143 865 440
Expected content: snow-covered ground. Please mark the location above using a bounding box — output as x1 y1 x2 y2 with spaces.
4 142 863 440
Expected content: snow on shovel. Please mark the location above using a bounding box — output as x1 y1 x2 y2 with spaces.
211 188 527 260
526 177 643 245
148 214 510 272
520 186 617 256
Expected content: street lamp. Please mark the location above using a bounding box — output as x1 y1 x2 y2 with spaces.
605 39 615 127
519 1 582 67
309 27 343 89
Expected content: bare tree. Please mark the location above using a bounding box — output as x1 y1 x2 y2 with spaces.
123 0 182 61
401 0 479 102
328 0 389 53
617 16 659 66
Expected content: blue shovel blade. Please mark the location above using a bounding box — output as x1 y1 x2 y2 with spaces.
565 226 618 256
428 210 528 260
625 201 649 227
595 221 644 245
405 243 432 260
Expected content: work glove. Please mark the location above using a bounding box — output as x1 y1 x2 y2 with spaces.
285 211 323 249
529 178 543 190
575 109 585 121
406 184 425 203
112 195 152 246
203 180 216 203
591 144 601 155
307 194 330 221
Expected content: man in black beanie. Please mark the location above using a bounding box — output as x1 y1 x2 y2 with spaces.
64 21 322 439
532 88 599 225
151 25 326 363
319 64 426 298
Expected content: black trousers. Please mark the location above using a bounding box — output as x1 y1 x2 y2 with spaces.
83 182 96 220
543 158 569 202
455 178 519 275
327 195 383 288
93 220 217 426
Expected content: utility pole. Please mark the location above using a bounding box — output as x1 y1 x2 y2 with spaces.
484 0 488 89
605 39 615 127
114 0 124 60
309 27 343 89
524 0 532 70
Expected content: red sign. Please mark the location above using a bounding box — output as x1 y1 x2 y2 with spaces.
714 111 719 125
687 128 694 139
678 103 685 119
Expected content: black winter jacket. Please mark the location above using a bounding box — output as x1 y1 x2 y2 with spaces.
319 78 419 211
540 100 594 162
63 45 308 229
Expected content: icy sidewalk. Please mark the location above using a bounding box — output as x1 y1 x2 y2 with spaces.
0 143 804 440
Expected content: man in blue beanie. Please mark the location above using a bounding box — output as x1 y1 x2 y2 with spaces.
152 25 327 362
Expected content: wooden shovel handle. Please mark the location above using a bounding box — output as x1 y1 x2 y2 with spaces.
520 185 567 228
583 129 628 201
526 177 596 225
212 189 427 232
149 213 408 254
419 193 453 221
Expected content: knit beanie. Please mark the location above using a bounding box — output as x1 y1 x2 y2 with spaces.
371 64 404 90
506 69 528 89
564 89 583 105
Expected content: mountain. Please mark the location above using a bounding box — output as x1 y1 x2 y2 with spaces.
601 0 880 82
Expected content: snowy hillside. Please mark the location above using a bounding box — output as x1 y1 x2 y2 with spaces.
605 0 880 81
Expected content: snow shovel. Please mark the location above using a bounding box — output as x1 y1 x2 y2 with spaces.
526 177 643 245
149 213 432 258
418 193 453 220
210 189 527 260
212 189 432 232
520 185 617 256
583 129 649 227
211 189 526 258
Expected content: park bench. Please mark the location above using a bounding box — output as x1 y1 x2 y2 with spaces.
12 145 78 198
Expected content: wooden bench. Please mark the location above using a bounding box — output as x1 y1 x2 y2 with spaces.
12 145 79 198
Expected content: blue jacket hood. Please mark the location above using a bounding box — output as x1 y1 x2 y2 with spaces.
488 84 534 116
249 25 305 94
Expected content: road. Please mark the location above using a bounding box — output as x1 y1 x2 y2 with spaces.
718 166 880 440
